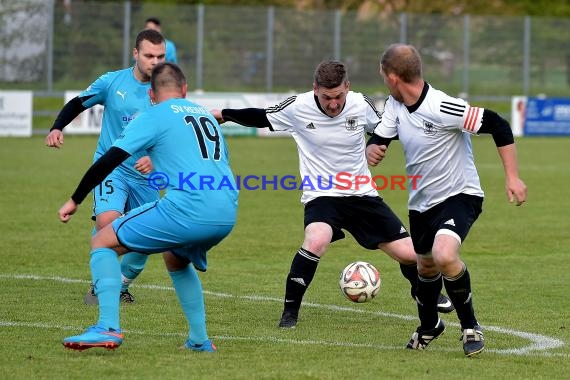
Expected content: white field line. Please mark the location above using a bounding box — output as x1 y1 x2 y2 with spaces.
0 273 566 357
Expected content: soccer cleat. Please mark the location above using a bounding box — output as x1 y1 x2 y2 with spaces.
183 339 217 352
437 294 455 314
83 283 98 305
461 325 485 357
120 289 135 303
83 285 135 304
63 325 123 351
278 310 298 328
406 319 446 350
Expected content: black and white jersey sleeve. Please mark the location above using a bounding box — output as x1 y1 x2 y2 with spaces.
265 95 297 132
438 96 484 135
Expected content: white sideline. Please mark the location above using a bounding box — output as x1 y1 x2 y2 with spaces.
0 273 566 357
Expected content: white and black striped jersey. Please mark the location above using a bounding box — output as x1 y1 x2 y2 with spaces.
266 90 382 204
373 83 485 212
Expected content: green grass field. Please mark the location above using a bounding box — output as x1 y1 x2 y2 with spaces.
1 135 569 379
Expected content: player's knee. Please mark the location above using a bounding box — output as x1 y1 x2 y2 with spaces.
302 234 330 255
302 240 328 255
95 211 121 230
432 250 459 272
417 256 438 277
303 223 332 255
163 251 188 271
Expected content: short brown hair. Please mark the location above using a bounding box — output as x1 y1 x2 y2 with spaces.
135 29 164 51
381 43 422 83
314 60 348 88
145 17 161 26
151 62 186 92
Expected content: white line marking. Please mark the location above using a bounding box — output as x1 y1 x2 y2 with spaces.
0 273 566 357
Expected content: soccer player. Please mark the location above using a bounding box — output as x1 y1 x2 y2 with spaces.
145 17 178 63
366 43 527 356
58 62 238 352
211 60 454 329
45 29 166 304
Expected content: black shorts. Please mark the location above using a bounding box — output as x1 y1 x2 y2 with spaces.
408 193 483 255
304 196 409 250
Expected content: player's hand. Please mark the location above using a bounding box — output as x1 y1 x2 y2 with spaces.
210 109 225 124
366 144 387 166
45 130 64 149
135 156 153 174
59 199 78 223
506 177 527 206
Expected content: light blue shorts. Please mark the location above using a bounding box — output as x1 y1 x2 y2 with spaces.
92 170 159 218
111 199 235 271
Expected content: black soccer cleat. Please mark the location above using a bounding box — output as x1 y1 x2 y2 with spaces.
406 319 446 350
120 289 135 303
83 283 98 305
437 293 455 314
278 310 298 329
83 284 135 304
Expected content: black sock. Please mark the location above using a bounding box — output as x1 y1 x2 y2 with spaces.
399 263 418 299
417 273 442 330
282 248 320 315
443 265 478 329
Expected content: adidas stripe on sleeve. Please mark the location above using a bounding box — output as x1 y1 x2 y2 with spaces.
265 95 297 132
439 98 483 134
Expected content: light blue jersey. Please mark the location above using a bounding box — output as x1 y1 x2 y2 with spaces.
165 39 177 63
80 67 152 183
114 98 238 224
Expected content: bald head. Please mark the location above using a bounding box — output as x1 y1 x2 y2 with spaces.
149 62 187 103
380 43 423 83
151 62 186 92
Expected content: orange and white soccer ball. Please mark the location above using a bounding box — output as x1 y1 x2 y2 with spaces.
339 261 381 303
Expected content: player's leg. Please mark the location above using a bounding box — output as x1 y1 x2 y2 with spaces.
118 183 160 302
63 225 127 350
278 221 332 328
405 251 446 350
112 199 234 350
68 200 167 350
435 235 484 356
278 197 342 328
432 194 484 356
163 251 216 352
84 174 128 304
167 224 233 351
118 252 148 302
376 236 455 314
346 196 453 314
162 222 233 351
83 209 123 305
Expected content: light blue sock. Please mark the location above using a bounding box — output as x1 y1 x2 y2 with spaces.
120 252 149 291
168 266 208 345
90 247 121 331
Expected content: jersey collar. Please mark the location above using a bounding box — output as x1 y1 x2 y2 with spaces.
406 81 429 114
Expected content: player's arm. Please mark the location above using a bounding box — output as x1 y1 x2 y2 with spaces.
58 147 131 223
212 108 273 129
365 95 399 166
366 133 396 147
478 109 527 205
365 134 394 167
45 95 94 149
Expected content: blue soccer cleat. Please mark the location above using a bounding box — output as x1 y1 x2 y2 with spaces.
461 325 485 357
183 339 217 353
63 324 124 351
